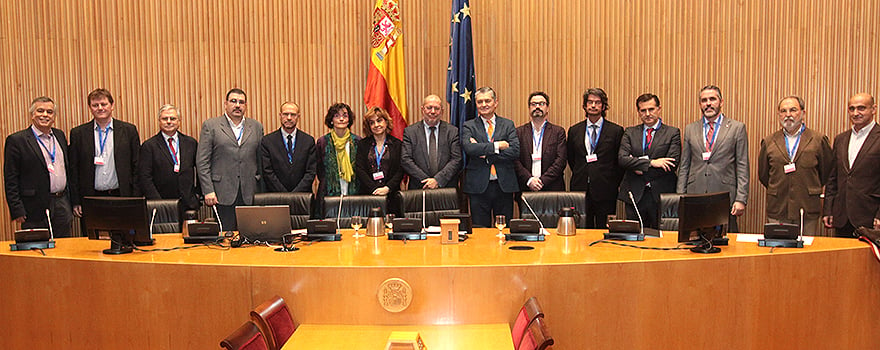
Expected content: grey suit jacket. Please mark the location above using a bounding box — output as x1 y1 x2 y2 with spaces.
677 115 749 204
196 115 264 206
461 115 520 194
401 120 462 189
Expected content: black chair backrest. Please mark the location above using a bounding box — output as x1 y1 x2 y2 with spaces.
321 195 387 228
659 193 682 231
395 188 461 227
253 192 313 229
519 191 587 228
146 199 180 233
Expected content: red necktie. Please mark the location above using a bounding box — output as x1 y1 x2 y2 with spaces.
645 128 654 151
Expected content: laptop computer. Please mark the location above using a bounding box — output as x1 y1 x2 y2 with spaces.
235 205 292 243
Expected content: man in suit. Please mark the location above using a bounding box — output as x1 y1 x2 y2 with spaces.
758 96 831 236
823 93 880 237
69 88 141 218
4 96 73 237
515 91 567 192
567 88 624 229
618 93 681 229
260 101 316 192
196 88 264 230
139 104 200 214
461 87 520 228
401 94 462 190
677 85 749 232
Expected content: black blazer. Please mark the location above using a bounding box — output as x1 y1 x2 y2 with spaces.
3 127 70 226
355 135 404 194
138 132 199 210
68 119 141 205
824 125 880 229
617 123 681 202
515 121 568 191
567 118 624 201
260 129 317 192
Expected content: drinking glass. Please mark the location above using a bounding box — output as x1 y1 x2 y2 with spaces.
384 214 395 231
495 215 507 238
351 216 363 238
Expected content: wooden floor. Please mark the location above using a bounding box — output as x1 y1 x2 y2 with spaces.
1 229 878 349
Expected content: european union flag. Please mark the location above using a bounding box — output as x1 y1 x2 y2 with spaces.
446 0 476 129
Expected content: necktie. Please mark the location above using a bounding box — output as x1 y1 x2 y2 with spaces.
428 126 438 175
589 125 598 154
286 134 294 163
645 128 654 152
706 123 715 151
168 138 177 162
487 120 497 177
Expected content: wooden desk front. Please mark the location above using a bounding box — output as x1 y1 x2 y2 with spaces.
1 230 878 349
283 323 514 350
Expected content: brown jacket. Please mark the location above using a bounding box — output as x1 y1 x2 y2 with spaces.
758 127 832 220
823 124 880 228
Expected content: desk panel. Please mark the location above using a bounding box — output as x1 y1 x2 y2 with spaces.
1 230 878 349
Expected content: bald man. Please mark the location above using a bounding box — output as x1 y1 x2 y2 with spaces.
823 93 880 237
401 94 462 190
260 101 316 192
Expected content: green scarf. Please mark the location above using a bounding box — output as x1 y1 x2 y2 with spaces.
331 129 354 182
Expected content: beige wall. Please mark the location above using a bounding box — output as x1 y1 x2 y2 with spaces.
1 0 878 239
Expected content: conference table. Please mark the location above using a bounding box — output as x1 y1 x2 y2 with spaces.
1 229 878 349
282 323 513 349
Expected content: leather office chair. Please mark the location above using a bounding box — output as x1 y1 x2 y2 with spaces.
511 297 545 350
518 192 587 228
321 195 387 228
253 192 313 229
146 199 180 233
220 321 269 350
395 188 461 226
250 295 297 350
659 193 682 231
518 317 554 350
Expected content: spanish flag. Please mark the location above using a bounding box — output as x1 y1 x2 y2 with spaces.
365 0 408 139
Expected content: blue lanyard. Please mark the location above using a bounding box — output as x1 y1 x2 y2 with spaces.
586 121 603 154
234 128 243 143
784 124 805 161
32 129 56 164
166 137 179 165
642 121 661 153
97 125 110 155
532 121 546 153
703 117 720 151
374 141 386 168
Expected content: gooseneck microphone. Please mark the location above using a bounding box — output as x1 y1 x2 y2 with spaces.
149 208 158 240
421 189 427 232
212 205 225 233
336 193 345 232
45 209 54 241
628 191 645 235
520 194 546 235
799 208 804 241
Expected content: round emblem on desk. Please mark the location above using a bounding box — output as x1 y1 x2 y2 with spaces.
378 278 412 312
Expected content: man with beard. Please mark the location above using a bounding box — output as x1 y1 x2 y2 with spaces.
515 91 567 192
567 88 624 229
758 96 831 236
823 93 880 237
678 85 749 232
260 101 317 192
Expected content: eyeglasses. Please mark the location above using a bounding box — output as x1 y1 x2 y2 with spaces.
529 102 548 107
228 99 247 105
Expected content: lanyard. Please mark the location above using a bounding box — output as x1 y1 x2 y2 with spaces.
532 121 547 154
166 137 179 165
97 125 110 155
784 124 805 161
642 121 660 153
374 141 386 168
33 129 56 164
586 122 603 154
703 117 720 152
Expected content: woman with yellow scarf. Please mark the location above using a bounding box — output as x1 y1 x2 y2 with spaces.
316 103 360 197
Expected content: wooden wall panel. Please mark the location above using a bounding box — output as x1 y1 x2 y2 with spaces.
1 0 878 240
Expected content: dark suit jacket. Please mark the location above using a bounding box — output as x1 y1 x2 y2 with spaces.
515 121 567 191
758 128 831 220
260 129 316 192
461 115 520 194
824 125 880 228
4 127 70 225
139 131 199 210
567 118 624 201
401 120 462 189
196 115 263 206
677 115 750 205
618 123 681 202
68 119 141 206
355 135 404 194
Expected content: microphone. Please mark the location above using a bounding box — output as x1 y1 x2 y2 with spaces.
520 194 546 235
336 193 345 232
45 209 54 241
628 191 645 235
799 208 804 241
149 208 158 240
421 189 427 232
212 205 225 233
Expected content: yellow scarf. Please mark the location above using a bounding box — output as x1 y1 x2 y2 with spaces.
331 129 354 182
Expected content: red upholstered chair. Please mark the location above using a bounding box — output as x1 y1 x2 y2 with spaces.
511 297 545 350
220 321 269 350
250 295 297 350
518 317 554 350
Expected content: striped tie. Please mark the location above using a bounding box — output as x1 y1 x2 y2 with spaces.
487 120 496 177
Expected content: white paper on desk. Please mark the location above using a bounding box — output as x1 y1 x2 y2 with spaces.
734 233 814 246
423 226 466 236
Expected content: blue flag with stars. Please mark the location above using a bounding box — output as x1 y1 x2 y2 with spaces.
447 0 476 128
